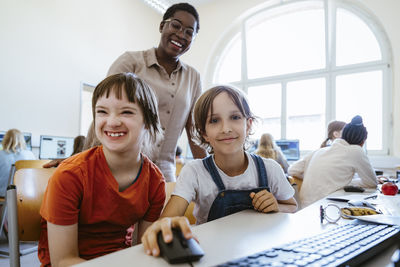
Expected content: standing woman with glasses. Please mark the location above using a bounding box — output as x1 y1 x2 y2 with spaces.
108 3 207 182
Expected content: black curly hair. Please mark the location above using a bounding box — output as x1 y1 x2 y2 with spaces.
163 3 200 32
341 115 368 145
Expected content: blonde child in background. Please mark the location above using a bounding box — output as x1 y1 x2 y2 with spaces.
0 129 35 197
256 133 289 173
39 73 166 266
141 85 297 257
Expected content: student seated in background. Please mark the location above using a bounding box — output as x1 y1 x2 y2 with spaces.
175 145 184 165
82 123 100 151
0 128 35 197
141 85 297 257
71 135 86 156
43 127 98 168
288 115 377 208
39 73 166 266
255 133 289 174
320 120 346 148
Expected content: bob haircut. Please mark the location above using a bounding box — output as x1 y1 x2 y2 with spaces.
91 72 162 148
193 85 255 153
256 133 277 160
2 129 27 153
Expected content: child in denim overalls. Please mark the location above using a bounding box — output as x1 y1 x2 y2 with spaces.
142 85 298 257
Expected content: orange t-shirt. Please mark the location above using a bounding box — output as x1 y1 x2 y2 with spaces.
38 146 165 266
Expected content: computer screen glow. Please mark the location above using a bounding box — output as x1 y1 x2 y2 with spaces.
275 139 300 161
39 135 74 159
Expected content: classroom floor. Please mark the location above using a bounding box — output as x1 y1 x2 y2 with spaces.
0 232 40 267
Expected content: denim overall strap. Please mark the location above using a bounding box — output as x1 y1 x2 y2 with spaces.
205 154 270 222
250 154 270 191
202 155 226 191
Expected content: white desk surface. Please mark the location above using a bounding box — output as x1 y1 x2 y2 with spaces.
75 189 399 267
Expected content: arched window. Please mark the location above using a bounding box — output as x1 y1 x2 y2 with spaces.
209 0 391 154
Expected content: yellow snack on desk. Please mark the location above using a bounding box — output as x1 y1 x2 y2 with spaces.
341 207 380 217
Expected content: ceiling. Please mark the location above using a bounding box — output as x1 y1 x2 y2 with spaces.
168 0 214 6
143 0 215 14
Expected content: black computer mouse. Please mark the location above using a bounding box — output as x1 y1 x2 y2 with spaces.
157 228 204 264
344 185 365 192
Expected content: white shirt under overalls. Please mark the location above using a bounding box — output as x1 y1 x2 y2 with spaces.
173 152 295 225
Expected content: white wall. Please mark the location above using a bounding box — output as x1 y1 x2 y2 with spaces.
0 0 160 147
1 0 400 160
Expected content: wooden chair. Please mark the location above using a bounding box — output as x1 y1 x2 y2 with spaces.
166 182 196 225
288 176 303 192
14 160 51 170
7 168 55 267
0 160 51 244
0 164 16 240
288 175 303 211
175 162 184 177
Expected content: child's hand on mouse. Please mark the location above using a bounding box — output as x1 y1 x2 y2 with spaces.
141 216 193 257
250 190 279 213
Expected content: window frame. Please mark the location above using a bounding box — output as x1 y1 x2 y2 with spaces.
206 0 392 155
79 82 95 136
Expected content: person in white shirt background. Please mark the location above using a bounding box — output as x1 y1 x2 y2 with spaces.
288 115 377 208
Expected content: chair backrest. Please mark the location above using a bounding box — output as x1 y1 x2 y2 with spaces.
0 160 50 237
175 162 183 177
291 176 303 192
14 160 51 170
288 175 303 211
165 182 196 225
13 168 55 241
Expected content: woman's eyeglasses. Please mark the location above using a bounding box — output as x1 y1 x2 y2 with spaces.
164 19 196 40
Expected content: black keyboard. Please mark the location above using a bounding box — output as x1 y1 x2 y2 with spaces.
216 222 400 267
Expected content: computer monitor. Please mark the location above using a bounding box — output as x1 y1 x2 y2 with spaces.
0 131 32 151
275 139 300 161
39 135 74 159
0 131 5 150
23 132 32 150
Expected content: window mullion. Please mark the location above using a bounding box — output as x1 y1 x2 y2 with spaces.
281 82 287 139
325 0 336 122
241 22 248 93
